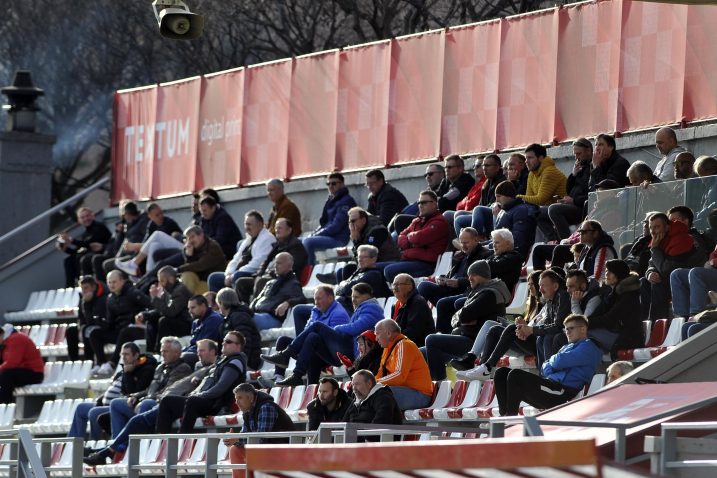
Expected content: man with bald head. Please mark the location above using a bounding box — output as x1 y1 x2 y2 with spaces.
654 127 686 182
266 178 302 236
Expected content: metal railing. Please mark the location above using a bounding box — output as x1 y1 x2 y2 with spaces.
659 422 717 476
0 428 77 478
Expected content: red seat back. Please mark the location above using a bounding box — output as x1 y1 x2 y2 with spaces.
444 381 467 408
476 380 496 407
646 319 668 347
299 265 313 287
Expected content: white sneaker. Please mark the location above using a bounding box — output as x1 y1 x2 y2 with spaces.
457 364 492 381
115 259 138 276
96 362 115 376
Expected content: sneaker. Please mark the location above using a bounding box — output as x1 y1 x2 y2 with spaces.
260 350 291 368
83 448 113 466
115 258 139 276
256 376 275 389
96 362 115 376
316 272 337 285
275 373 304 387
456 364 492 381
447 353 477 371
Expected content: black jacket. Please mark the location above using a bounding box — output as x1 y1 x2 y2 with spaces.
391 290 435 347
336 266 392 306
480 173 507 206
307 388 352 430
347 344 383 377
132 359 192 402
367 183 409 226
589 151 630 190
78 281 109 327
447 245 493 292
250 272 305 316
200 207 243 259
121 354 158 395
438 173 475 212
105 282 151 331
241 390 295 443
487 249 523 293
344 384 403 428
69 220 112 253
257 236 308 277
224 305 262 370
566 161 592 209
532 288 571 337
589 274 643 351
191 352 246 410
353 215 400 262
625 235 651 277
144 281 192 323
452 279 511 339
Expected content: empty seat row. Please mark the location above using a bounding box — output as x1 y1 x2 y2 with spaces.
22 398 94 435
4 288 80 322
14 360 93 396
17 323 72 357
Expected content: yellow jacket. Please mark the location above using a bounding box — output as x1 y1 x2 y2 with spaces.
518 156 567 206
376 334 433 397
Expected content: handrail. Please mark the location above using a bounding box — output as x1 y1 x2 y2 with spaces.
0 428 48 478
0 176 109 248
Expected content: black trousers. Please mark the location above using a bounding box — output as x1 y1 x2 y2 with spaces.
146 316 192 353
0 368 43 403
87 328 119 364
110 327 146 365
156 395 219 433
66 324 95 362
494 367 579 416
481 324 537 369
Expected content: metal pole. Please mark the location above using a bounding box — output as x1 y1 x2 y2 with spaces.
0 177 109 247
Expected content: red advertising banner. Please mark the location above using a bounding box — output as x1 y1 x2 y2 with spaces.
335 42 391 172
387 31 445 164
555 0 623 140
617 0 687 131
112 85 157 202
196 68 244 190
152 78 200 197
287 51 339 178
496 10 559 150
441 21 501 155
684 4 717 122
240 59 292 185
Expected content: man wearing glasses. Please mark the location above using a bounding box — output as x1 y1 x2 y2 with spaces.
493 314 602 416
389 163 445 234
436 154 475 212
384 190 450 282
302 172 357 264
576 220 617 282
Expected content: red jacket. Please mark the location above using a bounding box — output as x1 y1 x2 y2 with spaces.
456 176 486 211
0 331 44 374
397 212 449 264
652 220 694 257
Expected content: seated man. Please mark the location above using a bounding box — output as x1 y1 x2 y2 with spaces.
334 245 392 313
436 154 475 214
389 274 435 347
68 342 156 442
100 201 151 275
182 294 225 365
494 314 602 416
265 178 302 236
57 206 111 287
83 339 219 464
493 180 537 258
302 172 357 264
627 161 661 187
249 252 305 330
262 282 384 386
458 269 570 380
208 210 276 292
234 217 308 304
104 337 192 449
307 377 352 430
198 195 243 260
323 207 400 283
417 227 492 331
445 158 486 236
156 330 248 433
177 225 228 295
374 319 433 411
606 360 634 384
0 324 44 402
135 266 193 353
454 154 507 238
94 270 151 376
384 190 449 282
66 275 108 361
576 220 617 282
344 369 403 427
271 285 350 382
115 203 183 277
365 169 409 227
424 260 511 380
391 163 445 224
487 228 524 293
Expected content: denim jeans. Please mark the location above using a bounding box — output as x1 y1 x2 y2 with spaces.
382 261 435 283
287 322 354 378
681 322 711 340
109 397 157 439
424 333 473 380
302 236 345 265
389 386 432 411
68 403 109 440
253 312 283 331
109 406 159 452
670 267 717 317
469 320 502 356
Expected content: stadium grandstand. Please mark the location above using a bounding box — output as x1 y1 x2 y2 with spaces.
4 0 717 477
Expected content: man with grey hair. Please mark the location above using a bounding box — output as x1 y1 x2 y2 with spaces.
266 178 302 236
627 161 660 187
334 244 392 313
135 265 193 352
606 360 634 384
374 318 433 410
654 127 685 182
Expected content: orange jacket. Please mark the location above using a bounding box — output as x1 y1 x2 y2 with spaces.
376 334 433 397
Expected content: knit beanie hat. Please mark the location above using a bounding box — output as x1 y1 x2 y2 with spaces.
605 259 630 281
468 259 491 279
494 180 517 198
